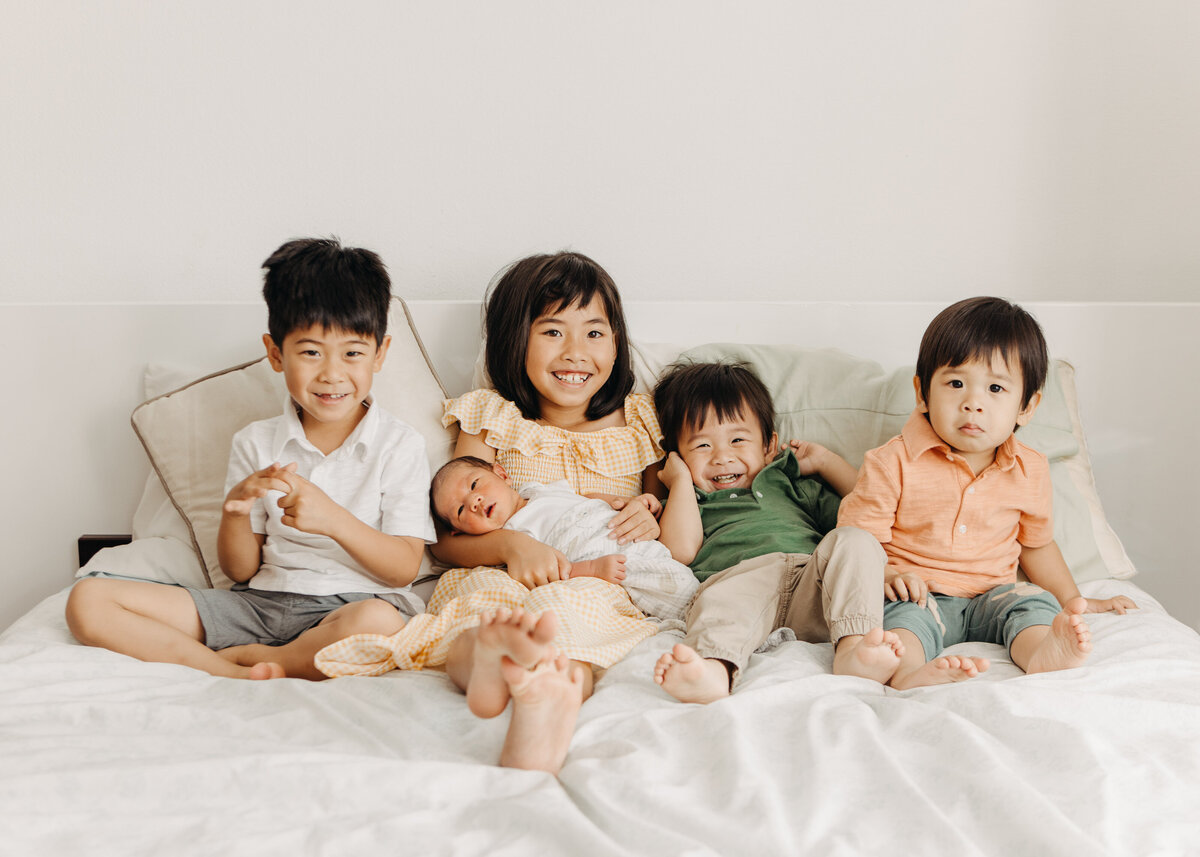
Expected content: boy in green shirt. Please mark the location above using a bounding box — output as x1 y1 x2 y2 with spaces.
654 361 904 702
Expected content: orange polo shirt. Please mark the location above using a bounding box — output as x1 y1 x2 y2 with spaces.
837 409 1054 598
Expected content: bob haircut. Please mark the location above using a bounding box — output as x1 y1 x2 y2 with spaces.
653 361 775 455
915 296 1049 408
262 237 391 348
483 251 634 422
429 455 497 533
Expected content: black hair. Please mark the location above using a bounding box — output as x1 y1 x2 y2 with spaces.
916 296 1048 408
483 251 634 421
429 455 494 533
653 361 775 454
261 237 391 347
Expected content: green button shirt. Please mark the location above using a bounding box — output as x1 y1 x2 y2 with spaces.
690 450 842 582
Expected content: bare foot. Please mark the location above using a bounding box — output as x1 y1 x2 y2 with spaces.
466 608 559 718
890 654 990 690
1023 610 1092 674
833 628 904 684
653 643 731 703
498 654 585 774
247 662 286 680
569 556 627 585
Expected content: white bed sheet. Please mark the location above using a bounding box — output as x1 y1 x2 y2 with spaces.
1 579 1198 857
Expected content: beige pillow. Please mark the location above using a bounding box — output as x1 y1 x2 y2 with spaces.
677 343 1135 584
128 297 455 589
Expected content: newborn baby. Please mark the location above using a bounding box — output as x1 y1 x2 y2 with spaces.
431 456 698 625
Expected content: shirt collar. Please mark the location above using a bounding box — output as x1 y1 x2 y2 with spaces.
899 408 1023 474
269 395 377 461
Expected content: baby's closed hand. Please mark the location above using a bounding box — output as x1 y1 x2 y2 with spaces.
1085 595 1137 614
570 555 627 585
223 462 296 517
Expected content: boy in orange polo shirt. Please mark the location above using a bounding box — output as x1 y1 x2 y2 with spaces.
838 297 1136 689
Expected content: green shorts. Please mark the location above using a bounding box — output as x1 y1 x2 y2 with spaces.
883 581 1061 662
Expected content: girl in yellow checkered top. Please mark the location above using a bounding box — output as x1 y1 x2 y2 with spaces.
316 251 667 774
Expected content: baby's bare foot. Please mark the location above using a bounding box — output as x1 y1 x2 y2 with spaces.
570 556 627 585
498 654 585 774
467 608 558 718
653 643 731 703
1024 610 1092 674
890 655 990 690
833 628 904 684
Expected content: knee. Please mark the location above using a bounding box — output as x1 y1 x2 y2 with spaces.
829 526 886 560
338 599 405 635
65 578 107 643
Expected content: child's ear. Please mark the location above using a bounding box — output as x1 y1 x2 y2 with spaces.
492 462 510 483
1015 390 1042 426
912 375 928 413
766 432 779 457
372 334 392 372
263 334 284 373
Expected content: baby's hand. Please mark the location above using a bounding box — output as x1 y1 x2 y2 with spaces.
1085 595 1137 614
223 462 296 517
570 555 627 585
885 571 928 607
659 452 693 490
607 496 661 544
273 469 347 537
787 440 831 476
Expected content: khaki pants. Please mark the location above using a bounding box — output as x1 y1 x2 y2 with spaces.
683 526 886 680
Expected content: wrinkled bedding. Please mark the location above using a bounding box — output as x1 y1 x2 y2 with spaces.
1 579 1198 857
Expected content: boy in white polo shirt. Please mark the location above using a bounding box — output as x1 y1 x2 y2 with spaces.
66 238 436 680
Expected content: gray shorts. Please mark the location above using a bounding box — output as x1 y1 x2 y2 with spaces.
187 584 418 650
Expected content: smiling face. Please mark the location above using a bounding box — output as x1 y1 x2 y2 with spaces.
264 324 389 447
677 406 778 494
523 296 617 424
916 350 1041 475
432 461 525 535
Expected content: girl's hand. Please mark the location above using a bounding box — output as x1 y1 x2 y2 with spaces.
607 495 662 544
885 571 928 607
1085 595 1137 614
503 533 573 589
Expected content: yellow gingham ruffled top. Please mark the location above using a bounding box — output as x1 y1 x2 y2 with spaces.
442 389 665 498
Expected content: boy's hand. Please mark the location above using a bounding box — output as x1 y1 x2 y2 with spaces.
273 469 349 537
607 495 662 544
788 440 831 476
1085 595 1137 614
503 533 573 588
223 462 297 516
659 452 693 490
885 571 928 608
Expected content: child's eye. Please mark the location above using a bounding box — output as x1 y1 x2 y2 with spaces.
948 379 963 388
542 329 562 338
989 384 1005 393
470 479 478 491
587 329 605 339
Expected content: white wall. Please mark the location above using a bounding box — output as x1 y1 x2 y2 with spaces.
2 4 1198 630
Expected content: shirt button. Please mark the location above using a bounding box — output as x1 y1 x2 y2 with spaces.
730 493 738 499
967 487 975 495
756 492 763 498
958 525 967 533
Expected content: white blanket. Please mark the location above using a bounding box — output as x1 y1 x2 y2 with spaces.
1 579 1198 857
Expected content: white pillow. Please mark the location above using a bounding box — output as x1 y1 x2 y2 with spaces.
676 343 1134 584
81 297 455 592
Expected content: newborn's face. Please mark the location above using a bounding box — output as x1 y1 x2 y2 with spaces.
436 464 522 535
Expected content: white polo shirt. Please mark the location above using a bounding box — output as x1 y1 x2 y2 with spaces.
224 397 436 612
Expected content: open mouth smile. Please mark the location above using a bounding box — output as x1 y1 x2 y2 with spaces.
711 473 743 486
553 372 592 385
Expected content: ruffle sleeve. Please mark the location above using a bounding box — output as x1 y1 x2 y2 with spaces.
442 388 557 458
